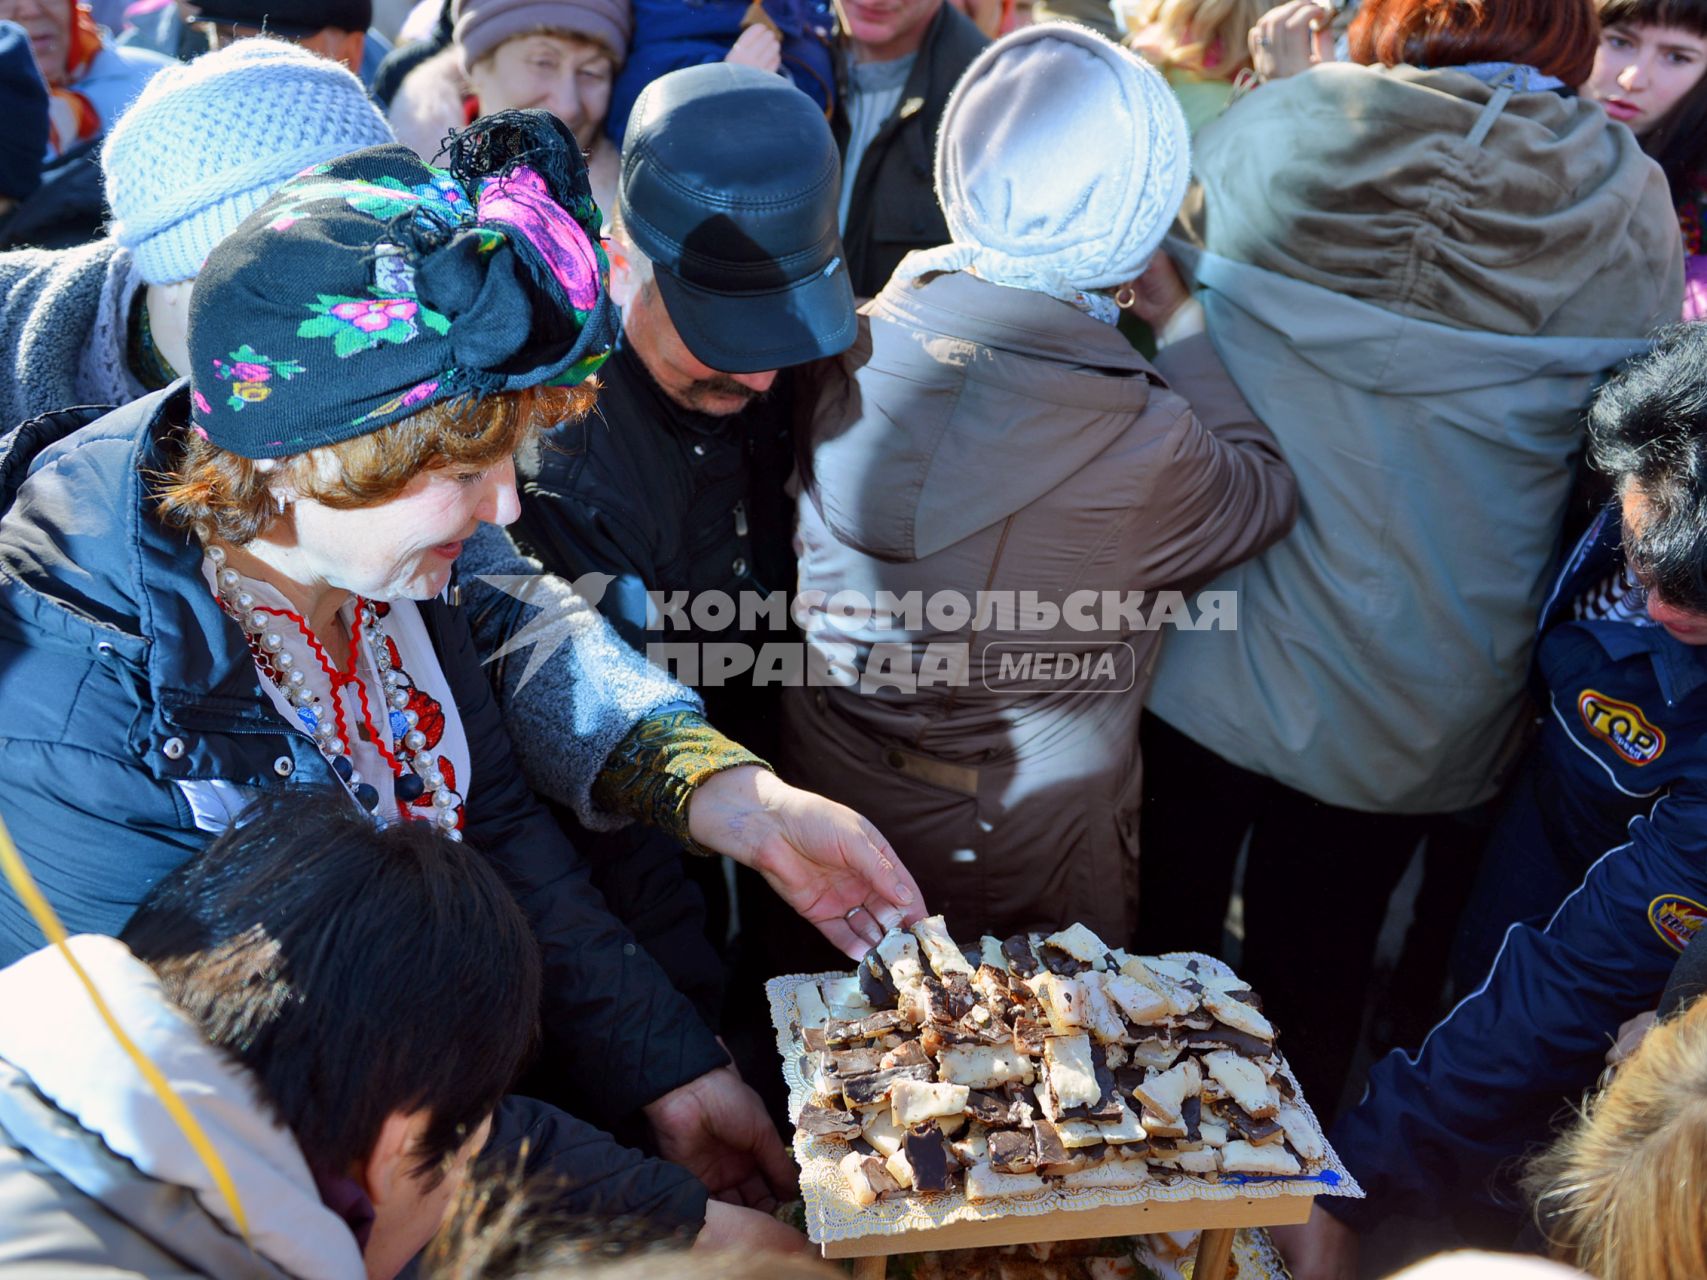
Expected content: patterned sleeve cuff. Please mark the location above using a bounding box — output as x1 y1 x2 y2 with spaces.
591 710 772 855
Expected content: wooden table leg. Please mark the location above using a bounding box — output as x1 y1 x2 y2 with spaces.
1195 1226 1235 1280
849 1256 887 1280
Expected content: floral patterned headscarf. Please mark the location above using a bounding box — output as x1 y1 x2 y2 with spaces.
186 110 616 459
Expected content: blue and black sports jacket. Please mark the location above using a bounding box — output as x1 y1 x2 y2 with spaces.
1327 503 1707 1229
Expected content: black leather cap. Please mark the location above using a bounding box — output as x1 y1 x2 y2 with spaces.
619 63 855 374
186 0 373 35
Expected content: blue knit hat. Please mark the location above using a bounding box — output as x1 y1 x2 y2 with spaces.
0 22 47 203
103 37 395 286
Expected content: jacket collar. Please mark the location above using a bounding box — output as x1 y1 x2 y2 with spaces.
131 390 279 720
0 386 342 781
1545 504 1707 705
871 267 1159 379
0 937 367 1280
605 333 773 442
1599 623 1707 705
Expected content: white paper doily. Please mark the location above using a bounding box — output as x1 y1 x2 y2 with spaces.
768 955 1364 1247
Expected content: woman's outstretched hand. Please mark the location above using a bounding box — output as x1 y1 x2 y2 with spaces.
688 765 926 958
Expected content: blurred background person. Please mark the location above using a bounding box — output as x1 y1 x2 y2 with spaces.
389 0 629 211
0 21 52 245
1 0 168 248
1580 0 1707 318
834 0 986 298
181 0 369 68
3 0 168 158
1121 0 1264 132
120 0 391 83
608 0 835 149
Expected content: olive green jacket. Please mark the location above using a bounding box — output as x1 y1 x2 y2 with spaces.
1149 64 1683 812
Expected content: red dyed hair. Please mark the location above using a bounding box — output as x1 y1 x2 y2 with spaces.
1347 0 1600 86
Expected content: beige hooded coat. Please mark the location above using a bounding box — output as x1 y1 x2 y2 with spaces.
1148 63 1684 813
780 269 1296 942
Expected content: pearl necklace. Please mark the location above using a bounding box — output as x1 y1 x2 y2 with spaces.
203 542 466 838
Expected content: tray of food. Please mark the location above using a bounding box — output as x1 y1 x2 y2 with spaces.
769 916 1362 1252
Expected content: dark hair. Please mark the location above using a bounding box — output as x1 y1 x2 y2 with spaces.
1597 0 1707 203
119 797 541 1183
1588 324 1707 615
1599 0 1707 35
1348 0 1601 86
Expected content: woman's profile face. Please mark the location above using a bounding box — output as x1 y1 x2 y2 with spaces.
285 455 520 603
1583 21 1707 135
466 33 616 147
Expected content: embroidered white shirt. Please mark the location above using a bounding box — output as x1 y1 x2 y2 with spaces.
199 563 471 826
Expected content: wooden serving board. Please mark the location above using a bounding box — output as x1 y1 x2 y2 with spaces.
820 1190 1311 1259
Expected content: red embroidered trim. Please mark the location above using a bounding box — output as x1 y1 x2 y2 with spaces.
212 578 465 829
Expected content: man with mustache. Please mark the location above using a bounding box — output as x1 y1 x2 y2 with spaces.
515 63 855 748
510 62 862 1011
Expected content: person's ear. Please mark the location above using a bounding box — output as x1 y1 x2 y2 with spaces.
336 30 366 75
299 26 366 74
248 458 296 522
356 1109 432 1209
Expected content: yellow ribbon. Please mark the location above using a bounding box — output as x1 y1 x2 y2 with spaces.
0 815 251 1240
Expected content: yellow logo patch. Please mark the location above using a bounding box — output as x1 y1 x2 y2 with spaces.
1578 690 1666 765
1649 895 1707 953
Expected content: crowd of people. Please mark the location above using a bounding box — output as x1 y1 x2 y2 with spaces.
0 0 1703 1276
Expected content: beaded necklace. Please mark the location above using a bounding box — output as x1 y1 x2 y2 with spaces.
202 542 467 838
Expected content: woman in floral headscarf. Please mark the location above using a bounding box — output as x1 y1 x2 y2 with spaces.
0 109 909 1253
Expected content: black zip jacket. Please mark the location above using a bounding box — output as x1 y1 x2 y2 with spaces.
512 340 797 755
831 3 988 299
